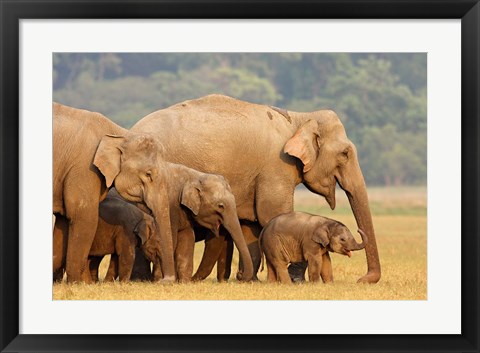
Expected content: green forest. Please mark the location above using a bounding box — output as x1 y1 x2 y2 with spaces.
53 53 427 186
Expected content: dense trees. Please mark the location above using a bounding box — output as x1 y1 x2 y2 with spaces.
53 53 426 186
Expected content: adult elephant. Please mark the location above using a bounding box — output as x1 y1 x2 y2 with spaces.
130 94 380 284
53 103 175 283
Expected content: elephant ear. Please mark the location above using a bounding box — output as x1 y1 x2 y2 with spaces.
133 219 149 245
284 119 319 173
93 135 124 188
312 228 329 247
180 180 201 216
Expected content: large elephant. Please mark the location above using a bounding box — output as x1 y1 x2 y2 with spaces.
53 103 175 283
130 94 380 284
131 163 254 282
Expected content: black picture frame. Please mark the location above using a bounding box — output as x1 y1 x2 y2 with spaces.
1 1 479 352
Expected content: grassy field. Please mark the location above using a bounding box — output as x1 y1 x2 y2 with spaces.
53 186 427 300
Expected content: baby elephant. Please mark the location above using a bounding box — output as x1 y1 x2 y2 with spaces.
260 212 367 284
53 189 161 282
131 162 254 283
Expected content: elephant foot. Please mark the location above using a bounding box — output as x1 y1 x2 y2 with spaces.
159 275 176 284
291 276 305 284
191 273 207 282
66 270 93 284
357 271 381 284
288 262 307 283
236 271 258 282
53 269 64 283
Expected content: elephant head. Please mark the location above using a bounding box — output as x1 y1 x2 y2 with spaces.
134 215 162 264
93 132 175 282
312 222 367 257
284 111 380 282
180 174 254 281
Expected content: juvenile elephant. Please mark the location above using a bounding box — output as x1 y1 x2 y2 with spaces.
130 94 380 284
260 212 367 284
130 163 254 283
53 103 175 283
131 227 236 283
53 189 161 282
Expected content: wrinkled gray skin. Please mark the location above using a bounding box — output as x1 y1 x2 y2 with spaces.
130 94 380 284
129 163 254 282
260 212 367 284
53 189 161 282
53 103 175 283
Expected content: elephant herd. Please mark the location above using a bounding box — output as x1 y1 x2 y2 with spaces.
52 94 381 285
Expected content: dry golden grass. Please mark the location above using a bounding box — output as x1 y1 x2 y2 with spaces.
53 186 427 300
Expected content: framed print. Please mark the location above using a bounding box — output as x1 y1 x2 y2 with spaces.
1 0 479 352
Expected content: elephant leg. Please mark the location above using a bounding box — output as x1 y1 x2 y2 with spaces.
265 257 277 283
131 249 153 281
152 259 163 281
175 228 195 283
117 251 135 282
53 214 68 282
236 221 262 281
288 262 307 283
267 254 291 284
276 263 292 284
88 256 102 282
320 252 334 283
307 257 322 283
192 232 224 281
104 254 118 282
65 210 98 283
53 269 65 283
63 182 102 284
216 238 233 282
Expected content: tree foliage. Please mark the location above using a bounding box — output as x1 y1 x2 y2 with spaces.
53 53 427 186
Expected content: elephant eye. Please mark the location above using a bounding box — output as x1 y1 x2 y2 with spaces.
145 171 153 182
337 149 350 166
340 146 351 159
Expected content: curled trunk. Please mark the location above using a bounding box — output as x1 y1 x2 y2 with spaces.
352 229 368 250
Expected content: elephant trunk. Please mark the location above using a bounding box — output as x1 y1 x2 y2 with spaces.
352 229 368 250
222 207 254 282
144 178 176 283
342 161 381 283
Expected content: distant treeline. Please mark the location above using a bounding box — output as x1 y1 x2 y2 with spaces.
53 53 427 186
